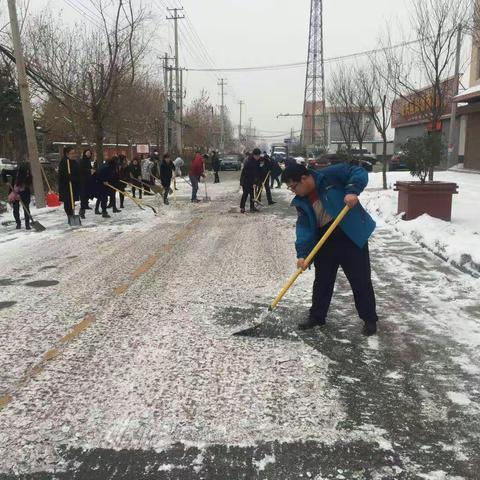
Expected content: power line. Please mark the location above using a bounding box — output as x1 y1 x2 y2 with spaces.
185 38 425 73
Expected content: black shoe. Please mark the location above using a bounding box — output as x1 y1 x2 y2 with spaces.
268 201 276 205
362 322 377 336
112 208 121 213
25 224 31 230
102 212 111 218
164 198 170 205
16 223 21 229
79 209 86 219
240 208 245 213
95 209 101 215
298 317 326 330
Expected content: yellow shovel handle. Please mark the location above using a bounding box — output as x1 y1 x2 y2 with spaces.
39 162 53 192
106 182 144 208
269 205 351 311
255 172 271 202
66 159 75 212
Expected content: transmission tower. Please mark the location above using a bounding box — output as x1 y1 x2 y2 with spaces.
301 0 327 152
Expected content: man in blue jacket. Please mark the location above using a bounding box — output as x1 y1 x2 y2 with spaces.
281 163 378 336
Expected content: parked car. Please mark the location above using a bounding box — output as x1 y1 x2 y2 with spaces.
318 153 373 172
308 156 330 169
348 148 377 164
219 154 242 171
0 158 18 175
39 156 51 164
389 152 408 171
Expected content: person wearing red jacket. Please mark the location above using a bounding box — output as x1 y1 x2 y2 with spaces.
188 151 205 203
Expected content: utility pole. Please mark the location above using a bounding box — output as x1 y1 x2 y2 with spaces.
163 53 169 154
218 79 227 154
447 24 462 169
238 100 244 140
7 0 45 207
167 7 185 154
169 65 174 151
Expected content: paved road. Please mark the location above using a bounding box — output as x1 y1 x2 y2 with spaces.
0 172 479 479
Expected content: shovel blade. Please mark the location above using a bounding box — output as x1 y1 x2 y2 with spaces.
31 221 46 232
68 215 82 227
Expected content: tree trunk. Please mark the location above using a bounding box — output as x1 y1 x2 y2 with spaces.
382 133 388 190
95 121 104 165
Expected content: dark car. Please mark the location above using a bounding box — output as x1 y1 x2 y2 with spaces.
220 154 242 171
389 152 408 171
317 153 373 172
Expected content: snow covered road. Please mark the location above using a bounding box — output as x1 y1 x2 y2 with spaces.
0 172 479 479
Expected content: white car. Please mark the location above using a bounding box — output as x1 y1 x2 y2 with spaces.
0 158 18 175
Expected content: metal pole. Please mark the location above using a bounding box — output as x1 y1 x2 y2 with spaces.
163 53 169 154
239 100 244 140
7 0 45 207
219 79 226 154
447 24 462 169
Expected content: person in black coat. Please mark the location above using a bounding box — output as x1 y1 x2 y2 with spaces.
106 156 121 213
7 163 32 230
160 153 174 205
257 153 276 206
78 149 93 218
270 157 283 189
95 158 114 218
128 157 142 199
117 154 129 209
239 148 261 213
212 151 221 183
58 147 80 220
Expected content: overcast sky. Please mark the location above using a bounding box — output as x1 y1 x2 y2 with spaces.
5 0 459 140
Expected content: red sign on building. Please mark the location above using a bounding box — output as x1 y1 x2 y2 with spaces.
392 77 457 128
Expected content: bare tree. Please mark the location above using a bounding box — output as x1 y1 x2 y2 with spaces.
382 0 469 181
24 0 150 163
359 61 395 189
328 65 373 155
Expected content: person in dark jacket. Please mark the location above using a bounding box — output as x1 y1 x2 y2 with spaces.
257 153 276 206
117 155 129 209
212 151 221 183
239 148 261 213
188 151 205 203
7 162 32 230
270 157 283 189
106 156 121 213
281 163 378 336
58 147 80 221
78 149 93 218
160 153 175 205
95 158 114 218
128 157 142 199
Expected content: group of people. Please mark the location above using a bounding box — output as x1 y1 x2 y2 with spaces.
57 148 183 222
239 148 282 213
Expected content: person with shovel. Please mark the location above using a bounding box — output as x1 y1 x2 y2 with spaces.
160 153 174 205
128 157 143 199
256 153 276 206
212 151 221 183
58 147 80 223
78 149 94 219
240 148 262 213
7 162 32 230
281 163 378 336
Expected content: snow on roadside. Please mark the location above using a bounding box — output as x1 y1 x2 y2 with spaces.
364 171 478 276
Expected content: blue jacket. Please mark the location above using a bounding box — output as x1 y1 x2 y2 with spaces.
291 164 376 258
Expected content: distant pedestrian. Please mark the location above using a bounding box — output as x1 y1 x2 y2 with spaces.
95 158 115 218
188 151 204 203
118 155 130 209
58 147 80 222
173 156 184 190
240 148 261 213
160 153 175 205
107 156 121 213
258 153 276 206
281 163 378 336
7 162 32 230
128 157 142 199
212 151 221 183
270 156 282 189
141 155 154 194
79 149 93 218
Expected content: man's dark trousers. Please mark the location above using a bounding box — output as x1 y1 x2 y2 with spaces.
240 185 255 210
310 222 378 324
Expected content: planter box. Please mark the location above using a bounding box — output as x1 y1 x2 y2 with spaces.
394 181 458 221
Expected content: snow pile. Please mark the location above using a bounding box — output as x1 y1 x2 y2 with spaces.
362 170 479 276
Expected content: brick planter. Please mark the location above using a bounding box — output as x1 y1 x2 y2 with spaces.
394 181 458 221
